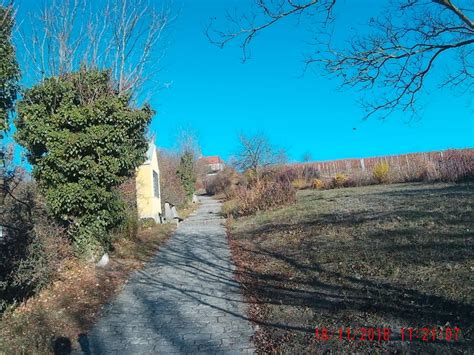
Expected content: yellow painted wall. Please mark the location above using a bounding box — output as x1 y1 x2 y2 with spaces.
136 143 162 222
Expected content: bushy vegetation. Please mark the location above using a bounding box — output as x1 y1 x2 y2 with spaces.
435 150 474 182
275 165 320 190
276 149 474 192
0 219 176 354
115 177 139 240
204 167 238 198
223 179 296 217
159 151 188 209
15 68 152 257
311 178 325 190
291 178 307 190
0 177 71 313
0 2 185 352
372 161 390 183
177 150 196 200
331 173 348 188
0 4 19 136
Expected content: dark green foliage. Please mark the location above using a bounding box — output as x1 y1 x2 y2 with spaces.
177 150 196 200
0 5 20 137
15 68 153 257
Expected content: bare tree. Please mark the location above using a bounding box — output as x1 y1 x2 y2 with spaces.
206 0 474 118
175 128 202 159
18 0 173 97
301 151 313 163
234 133 287 178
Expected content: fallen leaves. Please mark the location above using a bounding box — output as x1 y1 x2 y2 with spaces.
0 223 177 353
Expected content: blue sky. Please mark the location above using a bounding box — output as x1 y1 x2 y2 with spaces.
12 0 474 162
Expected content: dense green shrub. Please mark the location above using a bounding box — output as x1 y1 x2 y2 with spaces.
114 178 139 240
177 150 196 200
116 206 139 240
0 4 20 136
15 68 153 257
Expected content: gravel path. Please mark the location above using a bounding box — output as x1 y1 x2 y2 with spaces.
80 196 255 354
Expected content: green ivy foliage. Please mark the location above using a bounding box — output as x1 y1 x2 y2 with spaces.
15 68 153 257
177 150 196 200
0 5 20 137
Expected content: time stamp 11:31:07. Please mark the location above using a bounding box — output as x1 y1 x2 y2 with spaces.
315 327 462 342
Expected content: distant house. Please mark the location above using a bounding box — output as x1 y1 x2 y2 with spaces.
198 156 225 176
135 141 162 223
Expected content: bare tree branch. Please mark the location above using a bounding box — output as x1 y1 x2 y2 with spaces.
235 133 287 179
17 0 174 98
434 0 474 29
206 0 332 60
208 0 474 118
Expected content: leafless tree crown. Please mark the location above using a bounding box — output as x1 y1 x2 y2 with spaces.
18 0 173 96
235 133 287 175
207 0 474 118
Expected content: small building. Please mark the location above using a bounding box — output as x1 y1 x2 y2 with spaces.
198 156 225 176
136 141 162 223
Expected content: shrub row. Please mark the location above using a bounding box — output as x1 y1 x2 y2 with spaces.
222 180 296 217
287 150 474 191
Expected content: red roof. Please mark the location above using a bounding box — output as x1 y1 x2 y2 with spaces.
199 156 223 165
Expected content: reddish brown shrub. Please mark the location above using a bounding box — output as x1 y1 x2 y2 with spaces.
278 149 473 186
0 181 72 312
204 167 238 198
437 150 474 182
158 151 187 209
225 180 296 217
274 165 320 186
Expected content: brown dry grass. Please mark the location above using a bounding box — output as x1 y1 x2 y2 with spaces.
228 183 473 353
0 222 178 354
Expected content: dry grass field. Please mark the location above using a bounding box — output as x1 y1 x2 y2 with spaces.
228 183 473 353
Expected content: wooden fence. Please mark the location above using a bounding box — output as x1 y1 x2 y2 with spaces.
290 148 474 180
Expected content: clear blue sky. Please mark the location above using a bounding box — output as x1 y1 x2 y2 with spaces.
13 0 474 162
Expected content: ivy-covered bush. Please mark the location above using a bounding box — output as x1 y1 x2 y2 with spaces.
0 4 20 136
15 68 153 257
